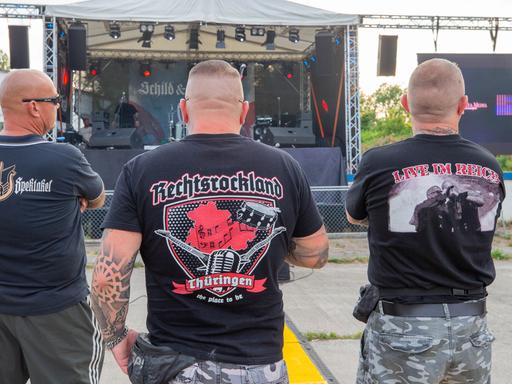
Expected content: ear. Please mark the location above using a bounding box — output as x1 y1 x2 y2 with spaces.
179 98 189 124
457 95 468 116
240 101 250 125
26 101 41 118
401 94 410 113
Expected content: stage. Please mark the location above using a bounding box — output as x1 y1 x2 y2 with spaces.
82 145 347 190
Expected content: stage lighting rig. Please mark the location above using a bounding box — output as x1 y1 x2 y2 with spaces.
109 22 121 39
188 28 200 49
138 23 155 48
89 64 99 77
140 63 152 77
289 28 300 43
235 26 246 42
164 24 175 41
216 29 226 49
283 63 294 79
264 30 276 50
250 26 265 36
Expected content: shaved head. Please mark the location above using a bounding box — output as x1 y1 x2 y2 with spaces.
407 59 465 122
0 69 58 135
181 60 249 134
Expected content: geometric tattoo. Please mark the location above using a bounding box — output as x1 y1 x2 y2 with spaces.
90 229 137 344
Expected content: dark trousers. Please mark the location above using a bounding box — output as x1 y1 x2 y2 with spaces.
0 300 104 384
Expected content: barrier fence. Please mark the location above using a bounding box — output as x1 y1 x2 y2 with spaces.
82 187 367 240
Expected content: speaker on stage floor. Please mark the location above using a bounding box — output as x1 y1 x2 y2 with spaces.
8 26 29 69
377 35 398 76
68 23 87 71
89 128 142 149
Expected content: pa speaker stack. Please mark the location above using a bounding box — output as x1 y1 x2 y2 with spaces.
68 23 87 71
8 26 30 69
377 35 398 76
89 128 143 149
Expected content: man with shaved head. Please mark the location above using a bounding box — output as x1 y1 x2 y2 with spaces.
0 69 105 383
92 60 328 383
346 59 505 383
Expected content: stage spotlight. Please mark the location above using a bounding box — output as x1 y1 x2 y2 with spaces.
335 35 342 46
164 24 175 40
89 64 99 76
138 23 154 48
310 55 317 63
303 59 310 68
189 28 200 49
250 26 265 36
235 26 246 42
216 29 225 49
109 22 121 39
140 63 152 77
289 28 300 43
283 63 294 79
264 30 276 50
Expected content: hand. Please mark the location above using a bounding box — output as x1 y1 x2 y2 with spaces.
79 197 88 213
111 329 139 375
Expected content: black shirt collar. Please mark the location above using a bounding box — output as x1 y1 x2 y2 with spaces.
0 134 46 144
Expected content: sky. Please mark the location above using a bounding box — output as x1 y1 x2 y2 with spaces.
1 0 511 93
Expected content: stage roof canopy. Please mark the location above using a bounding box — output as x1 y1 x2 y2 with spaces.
45 0 358 61
45 0 358 26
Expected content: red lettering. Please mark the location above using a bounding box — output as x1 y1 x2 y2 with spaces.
392 170 405 184
416 164 430 177
455 163 469 176
468 164 479 177
432 163 452 175
403 166 418 180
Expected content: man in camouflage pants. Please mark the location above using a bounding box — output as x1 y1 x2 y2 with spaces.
346 58 505 383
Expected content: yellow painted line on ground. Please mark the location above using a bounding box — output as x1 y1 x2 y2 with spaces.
283 325 328 384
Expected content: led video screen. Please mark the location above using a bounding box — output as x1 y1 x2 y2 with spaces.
418 54 512 154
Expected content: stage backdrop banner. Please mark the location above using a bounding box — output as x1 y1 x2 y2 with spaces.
128 62 188 144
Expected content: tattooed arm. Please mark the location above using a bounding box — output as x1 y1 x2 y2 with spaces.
286 225 329 269
91 228 142 374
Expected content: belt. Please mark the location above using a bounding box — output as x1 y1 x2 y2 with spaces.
379 287 486 297
380 299 486 317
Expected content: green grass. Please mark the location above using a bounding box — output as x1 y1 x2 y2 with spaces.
491 249 512 261
304 331 363 342
328 257 368 264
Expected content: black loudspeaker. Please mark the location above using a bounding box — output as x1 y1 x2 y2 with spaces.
315 30 335 75
262 127 316 147
377 35 398 76
89 128 142 149
8 26 29 69
68 23 87 71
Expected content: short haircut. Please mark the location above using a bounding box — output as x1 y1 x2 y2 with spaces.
189 60 240 79
407 58 465 120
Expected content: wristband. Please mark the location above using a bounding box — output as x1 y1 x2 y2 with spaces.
105 325 129 349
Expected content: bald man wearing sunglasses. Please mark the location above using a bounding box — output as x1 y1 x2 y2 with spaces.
0 69 105 383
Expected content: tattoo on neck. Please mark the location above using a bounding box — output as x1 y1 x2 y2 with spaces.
415 127 458 136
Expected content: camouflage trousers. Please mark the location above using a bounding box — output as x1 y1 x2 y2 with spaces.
357 301 494 384
171 359 289 384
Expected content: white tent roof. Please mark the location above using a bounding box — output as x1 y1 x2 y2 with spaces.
45 0 357 61
45 0 358 26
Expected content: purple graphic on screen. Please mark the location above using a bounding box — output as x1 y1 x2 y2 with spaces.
496 94 512 116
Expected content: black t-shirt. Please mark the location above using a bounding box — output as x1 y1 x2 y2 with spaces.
0 134 104 315
346 134 506 303
103 133 323 365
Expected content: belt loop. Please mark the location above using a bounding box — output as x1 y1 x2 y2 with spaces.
378 300 384 315
442 303 451 320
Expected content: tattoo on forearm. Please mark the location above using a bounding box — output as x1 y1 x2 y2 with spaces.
91 229 137 344
287 239 328 268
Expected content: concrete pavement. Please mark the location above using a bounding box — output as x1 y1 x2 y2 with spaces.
86 260 512 384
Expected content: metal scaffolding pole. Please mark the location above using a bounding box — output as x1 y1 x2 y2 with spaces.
344 25 361 175
43 16 58 141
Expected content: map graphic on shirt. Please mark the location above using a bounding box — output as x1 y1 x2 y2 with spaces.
388 163 502 233
156 196 285 298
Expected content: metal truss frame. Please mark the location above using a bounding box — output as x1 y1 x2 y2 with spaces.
0 3 41 19
360 15 512 31
44 16 58 141
344 24 361 175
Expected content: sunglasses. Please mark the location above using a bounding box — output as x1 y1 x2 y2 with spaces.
22 95 62 106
